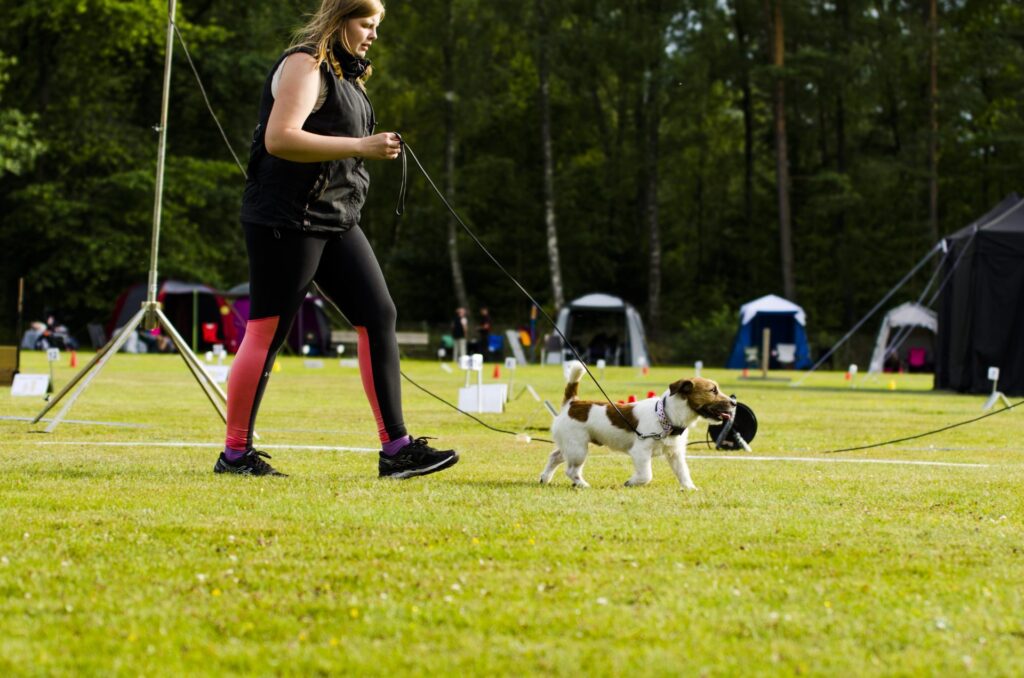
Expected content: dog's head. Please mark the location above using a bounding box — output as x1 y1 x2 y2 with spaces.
668 377 736 423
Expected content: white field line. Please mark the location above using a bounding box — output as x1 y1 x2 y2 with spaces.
31 441 378 453
27 440 990 467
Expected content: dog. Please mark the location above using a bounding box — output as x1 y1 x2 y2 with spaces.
540 361 736 490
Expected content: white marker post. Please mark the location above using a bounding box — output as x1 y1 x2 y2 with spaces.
982 366 1011 411
596 358 606 379
695 360 703 378
472 353 484 412
848 363 858 388
459 354 472 387
46 348 59 394
504 357 517 402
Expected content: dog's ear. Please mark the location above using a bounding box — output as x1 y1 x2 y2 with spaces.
669 379 693 396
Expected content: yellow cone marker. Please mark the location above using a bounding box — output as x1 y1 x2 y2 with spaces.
273 360 282 373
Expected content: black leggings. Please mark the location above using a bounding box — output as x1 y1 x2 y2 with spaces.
224 223 406 449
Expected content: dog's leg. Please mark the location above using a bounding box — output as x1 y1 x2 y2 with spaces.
539 448 564 484
564 457 590 488
562 445 590 488
624 442 654 486
664 441 698 491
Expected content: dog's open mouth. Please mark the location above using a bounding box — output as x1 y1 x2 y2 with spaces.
699 404 735 422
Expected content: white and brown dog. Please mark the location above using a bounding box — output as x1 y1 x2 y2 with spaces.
540 361 736 490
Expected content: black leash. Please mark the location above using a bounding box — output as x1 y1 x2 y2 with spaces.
397 139 650 439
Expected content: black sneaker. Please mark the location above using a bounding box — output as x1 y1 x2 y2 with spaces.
378 437 459 479
214 449 287 477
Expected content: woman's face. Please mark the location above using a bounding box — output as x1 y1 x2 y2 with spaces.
343 13 381 57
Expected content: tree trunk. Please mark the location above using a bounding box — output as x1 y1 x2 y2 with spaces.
644 69 662 338
732 4 754 233
536 0 565 310
443 0 469 311
927 0 939 244
768 0 795 300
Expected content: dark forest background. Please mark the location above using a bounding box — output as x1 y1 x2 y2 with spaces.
1 0 1021 364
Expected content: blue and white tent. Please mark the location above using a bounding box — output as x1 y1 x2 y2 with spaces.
726 294 812 369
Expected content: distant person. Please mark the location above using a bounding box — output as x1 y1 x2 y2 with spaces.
215 0 458 480
452 307 468 363
477 307 492 357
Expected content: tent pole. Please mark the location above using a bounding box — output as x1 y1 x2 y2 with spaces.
794 243 942 386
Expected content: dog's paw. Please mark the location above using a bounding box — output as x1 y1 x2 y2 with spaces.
680 484 700 492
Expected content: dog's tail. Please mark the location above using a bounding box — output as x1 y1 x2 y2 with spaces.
562 360 586 405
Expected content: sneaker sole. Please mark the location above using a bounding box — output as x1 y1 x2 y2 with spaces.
380 453 459 480
213 461 288 477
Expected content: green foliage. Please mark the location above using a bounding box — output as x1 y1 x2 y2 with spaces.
0 52 44 178
0 0 1022 353
667 303 738 365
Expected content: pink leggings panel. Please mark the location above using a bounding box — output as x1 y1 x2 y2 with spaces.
224 316 279 450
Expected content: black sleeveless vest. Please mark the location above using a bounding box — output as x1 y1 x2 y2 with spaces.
240 46 376 234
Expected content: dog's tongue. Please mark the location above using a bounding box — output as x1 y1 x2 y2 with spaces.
719 411 733 421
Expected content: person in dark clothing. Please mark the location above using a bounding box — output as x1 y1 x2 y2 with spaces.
451 307 468 363
216 0 458 479
477 307 492 358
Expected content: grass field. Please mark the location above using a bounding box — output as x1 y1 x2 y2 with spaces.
2 351 1023 676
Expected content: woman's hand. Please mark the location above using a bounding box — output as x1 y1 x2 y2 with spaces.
359 132 402 160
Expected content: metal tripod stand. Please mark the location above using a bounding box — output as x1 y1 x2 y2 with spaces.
32 0 227 433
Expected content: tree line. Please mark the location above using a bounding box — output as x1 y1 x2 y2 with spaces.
1 0 1021 364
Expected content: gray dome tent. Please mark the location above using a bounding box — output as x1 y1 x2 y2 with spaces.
550 293 650 366
868 302 937 374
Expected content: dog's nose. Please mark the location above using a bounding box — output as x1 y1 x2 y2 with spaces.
728 394 738 406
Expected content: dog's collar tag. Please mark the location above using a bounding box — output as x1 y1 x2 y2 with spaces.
654 396 686 439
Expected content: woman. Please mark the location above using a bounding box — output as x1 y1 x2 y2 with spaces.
216 0 459 479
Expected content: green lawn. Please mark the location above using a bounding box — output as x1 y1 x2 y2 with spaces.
2 351 1022 676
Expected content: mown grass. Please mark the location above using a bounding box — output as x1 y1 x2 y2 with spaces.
1 351 1022 676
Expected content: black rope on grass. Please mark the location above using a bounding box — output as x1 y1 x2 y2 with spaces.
822 399 1024 454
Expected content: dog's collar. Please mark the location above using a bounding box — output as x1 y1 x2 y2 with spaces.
653 396 686 438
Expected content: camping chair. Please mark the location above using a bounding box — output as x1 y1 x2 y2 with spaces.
201 322 219 344
743 346 759 367
907 347 927 372
775 343 797 367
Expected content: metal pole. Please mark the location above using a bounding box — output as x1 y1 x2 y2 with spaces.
31 0 227 432
145 0 177 329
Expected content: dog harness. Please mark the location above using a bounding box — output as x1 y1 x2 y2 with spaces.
646 395 686 440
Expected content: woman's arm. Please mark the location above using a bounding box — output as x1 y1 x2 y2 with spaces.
264 52 401 162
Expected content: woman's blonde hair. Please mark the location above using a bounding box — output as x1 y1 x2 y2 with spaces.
291 0 385 87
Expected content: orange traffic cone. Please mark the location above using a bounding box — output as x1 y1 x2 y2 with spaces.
69 350 78 368
493 364 501 379
641 366 650 376
742 368 749 378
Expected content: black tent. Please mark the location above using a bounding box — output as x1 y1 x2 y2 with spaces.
935 194 1024 396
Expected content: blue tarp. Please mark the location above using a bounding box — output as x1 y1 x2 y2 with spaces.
726 294 812 369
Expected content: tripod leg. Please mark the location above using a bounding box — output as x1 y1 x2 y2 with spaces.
36 308 147 432
155 309 227 422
